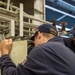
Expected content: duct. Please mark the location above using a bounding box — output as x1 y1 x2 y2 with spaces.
47 0 75 13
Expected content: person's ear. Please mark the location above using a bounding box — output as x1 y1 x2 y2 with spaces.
38 31 41 39
0 43 1 51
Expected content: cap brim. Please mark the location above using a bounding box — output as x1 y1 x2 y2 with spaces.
30 31 38 41
30 36 35 41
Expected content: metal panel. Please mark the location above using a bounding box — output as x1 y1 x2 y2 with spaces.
10 40 27 66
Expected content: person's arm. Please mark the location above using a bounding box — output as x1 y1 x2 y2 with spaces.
0 39 47 75
0 54 31 75
63 38 72 47
0 39 20 75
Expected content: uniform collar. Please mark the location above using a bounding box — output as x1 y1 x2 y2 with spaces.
48 36 63 42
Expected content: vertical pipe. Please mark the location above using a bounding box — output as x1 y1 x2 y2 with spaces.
43 0 46 20
10 19 15 36
19 3 23 37
7 0 10 10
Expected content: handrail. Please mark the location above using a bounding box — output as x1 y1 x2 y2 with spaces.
23 12 52 25
0 1 19 11
0 1 53 40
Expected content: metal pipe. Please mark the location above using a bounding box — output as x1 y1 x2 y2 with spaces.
0 7 18 15
23 22 38 28
23 12 52 24
10 19 15 36
0 25 8 28
0 1 19 10
19 3 23 37
57 15 66 21
72 0 75 2
7 0 10 10
47 0 75 13
45 5 75 18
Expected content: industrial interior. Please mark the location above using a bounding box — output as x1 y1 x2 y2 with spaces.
0 0 75 74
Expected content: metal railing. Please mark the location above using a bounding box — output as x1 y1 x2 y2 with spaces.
0 0 52 40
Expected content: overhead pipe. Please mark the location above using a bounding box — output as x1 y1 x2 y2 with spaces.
71 0 75 2
45 5 75 18
57 15 66 21
47 0 75 13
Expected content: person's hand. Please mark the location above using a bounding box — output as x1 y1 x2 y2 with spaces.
0 39 13 56
0 43 1 57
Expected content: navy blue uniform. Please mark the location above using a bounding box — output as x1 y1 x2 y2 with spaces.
63 38 75 53
0 36 75 75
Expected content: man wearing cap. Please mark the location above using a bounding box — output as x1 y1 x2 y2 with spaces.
0 24 75 75
63 26 75 53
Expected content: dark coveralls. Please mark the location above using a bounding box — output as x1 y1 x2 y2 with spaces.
63 38 75 53
0 36 75 75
